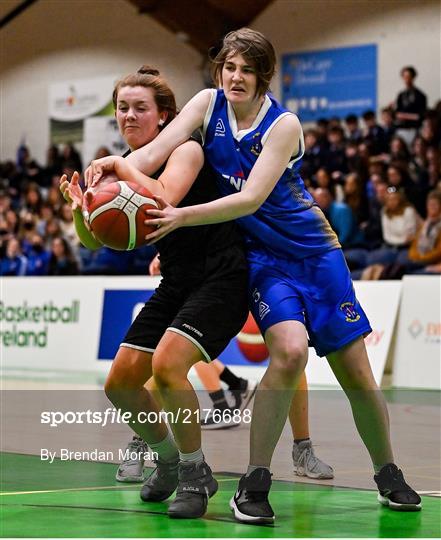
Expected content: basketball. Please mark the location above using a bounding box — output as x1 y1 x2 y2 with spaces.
84 180 158 251
236 312 269 363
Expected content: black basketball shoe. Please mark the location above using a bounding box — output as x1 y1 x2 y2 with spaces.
229 468 274 524
374 463 421 511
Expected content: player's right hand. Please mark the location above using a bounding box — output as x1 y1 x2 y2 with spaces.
60 172 84 211
85 156 121 188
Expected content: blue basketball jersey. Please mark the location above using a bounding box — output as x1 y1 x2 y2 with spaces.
202 90 340 261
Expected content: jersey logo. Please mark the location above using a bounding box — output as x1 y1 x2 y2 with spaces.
215 118 226 137
250 132 262 156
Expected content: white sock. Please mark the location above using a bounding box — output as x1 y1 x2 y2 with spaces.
148 430 178 463
179 447 204 465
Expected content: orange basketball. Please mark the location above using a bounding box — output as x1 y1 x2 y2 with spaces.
236 312 269 363
85 180 158 251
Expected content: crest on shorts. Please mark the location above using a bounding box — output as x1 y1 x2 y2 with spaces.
340 302 360 323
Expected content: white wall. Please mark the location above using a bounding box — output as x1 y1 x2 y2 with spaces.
1 0 204 163
2 0 440 164
255 0 440 107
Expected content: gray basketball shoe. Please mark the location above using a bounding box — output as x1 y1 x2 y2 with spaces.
140 457 179 502
168 460 218 518
292 440 334 479
116 436 148 482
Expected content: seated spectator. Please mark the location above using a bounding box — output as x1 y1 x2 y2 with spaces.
61 143 82 172
380 106 396 145
389 136 411 163
5 209 19 235
94 146 111 160
20 182 43 217
0 237 27 276
25 233 50 276
313 167 344 201
400 190 441 273
387 162 427 217
48 237 79 275
325 126 347 176
343 172 369 224
367 188 420 267
313 187 364 249
362 110 389 155
409 136 429 186
345 114 363 143
301 129 326 179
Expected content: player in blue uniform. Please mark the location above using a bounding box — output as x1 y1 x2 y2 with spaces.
87 29 421 523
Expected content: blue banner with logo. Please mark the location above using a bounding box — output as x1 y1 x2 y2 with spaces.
98 288 269 366
281 44 377 122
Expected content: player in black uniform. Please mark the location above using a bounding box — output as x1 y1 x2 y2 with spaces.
60 67 248 519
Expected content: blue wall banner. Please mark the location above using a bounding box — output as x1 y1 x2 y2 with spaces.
282 44 377 122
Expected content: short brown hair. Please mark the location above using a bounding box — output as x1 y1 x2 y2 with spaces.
210 28 276 97
112 66 176 127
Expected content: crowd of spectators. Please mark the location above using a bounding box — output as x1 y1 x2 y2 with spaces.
1 66 440 279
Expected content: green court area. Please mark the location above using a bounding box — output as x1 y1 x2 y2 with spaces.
1 452 439 538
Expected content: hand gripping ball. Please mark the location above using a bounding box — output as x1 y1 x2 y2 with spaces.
84 181 158 250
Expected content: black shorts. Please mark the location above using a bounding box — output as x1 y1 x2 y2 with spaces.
121 270 249 361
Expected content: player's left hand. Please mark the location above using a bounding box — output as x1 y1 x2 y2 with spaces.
85 156 122 188
144 196 184 244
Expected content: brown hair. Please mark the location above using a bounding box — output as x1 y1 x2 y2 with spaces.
427 190 441 205
384 188 409 217
112 65 177 127
210 28 276 96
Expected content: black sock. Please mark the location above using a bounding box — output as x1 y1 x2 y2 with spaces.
294 438 310 445
220 367 246 391
208 389 230 410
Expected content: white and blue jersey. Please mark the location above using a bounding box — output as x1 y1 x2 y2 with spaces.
202 89 371 356
202 89 340 264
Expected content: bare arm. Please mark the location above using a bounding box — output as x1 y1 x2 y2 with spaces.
144 114 302 242
109 141 204 205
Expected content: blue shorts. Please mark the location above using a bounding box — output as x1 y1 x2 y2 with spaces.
248 248 372 357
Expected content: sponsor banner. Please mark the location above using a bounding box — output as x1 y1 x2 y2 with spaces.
305 281 402 386
1 277 102 371
392 276 441 390
282 44 377 122
49 76 117 122
1 278 402 387
83 117 126 170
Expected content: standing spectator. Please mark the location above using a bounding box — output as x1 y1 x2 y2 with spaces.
394 66 427 147
48 237 79 275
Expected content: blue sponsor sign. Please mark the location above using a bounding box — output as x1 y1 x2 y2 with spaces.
282 44 377 121
98 289 269 366
98 289 153 360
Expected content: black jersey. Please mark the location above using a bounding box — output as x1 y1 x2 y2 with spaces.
124 147 247 281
